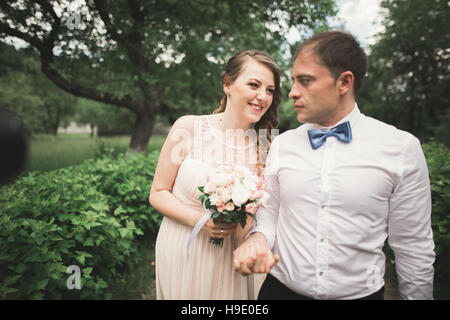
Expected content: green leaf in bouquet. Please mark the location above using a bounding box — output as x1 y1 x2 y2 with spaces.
211 211 220 221
222 214 232 223
239 215 247 228
209 237 224 247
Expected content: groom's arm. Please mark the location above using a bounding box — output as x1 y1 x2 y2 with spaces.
387 135 435 299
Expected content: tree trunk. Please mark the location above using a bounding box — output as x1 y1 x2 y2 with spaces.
129 112 157 152
50 105 60 141
90 124 95 138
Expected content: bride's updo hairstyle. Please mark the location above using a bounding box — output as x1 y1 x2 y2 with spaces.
213 50 282 172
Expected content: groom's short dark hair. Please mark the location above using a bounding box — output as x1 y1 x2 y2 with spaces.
293 31 368 94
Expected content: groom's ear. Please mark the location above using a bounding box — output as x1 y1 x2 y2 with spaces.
337 71 354 95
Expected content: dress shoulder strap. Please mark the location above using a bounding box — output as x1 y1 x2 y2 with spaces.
186 115 212 160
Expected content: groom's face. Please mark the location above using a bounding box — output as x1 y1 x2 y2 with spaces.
289 50 341 127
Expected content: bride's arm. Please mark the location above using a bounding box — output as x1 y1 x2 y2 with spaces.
149 115 203 228
149 116 236 239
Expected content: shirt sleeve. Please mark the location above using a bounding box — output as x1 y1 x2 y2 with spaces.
387 135 435 300
248 136 281 249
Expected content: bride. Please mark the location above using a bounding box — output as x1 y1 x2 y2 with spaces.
149 49 281 299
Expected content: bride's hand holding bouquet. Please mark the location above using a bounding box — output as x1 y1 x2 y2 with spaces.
186 164 269 258
196 165 269 247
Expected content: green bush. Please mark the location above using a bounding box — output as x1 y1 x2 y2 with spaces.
422 140 450 299
0 150 161 299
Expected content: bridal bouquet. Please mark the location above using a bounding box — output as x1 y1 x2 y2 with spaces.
197 165 269 247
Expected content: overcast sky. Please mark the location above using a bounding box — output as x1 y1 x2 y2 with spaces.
285 0 385 52
333 0 385 48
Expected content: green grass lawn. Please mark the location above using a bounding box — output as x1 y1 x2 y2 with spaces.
25 133 166 173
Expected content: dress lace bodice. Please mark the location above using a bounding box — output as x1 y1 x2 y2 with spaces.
171 115 258 207
185 115 258 168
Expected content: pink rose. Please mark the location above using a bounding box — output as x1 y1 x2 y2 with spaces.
225 202 235 212
257 191 265 199
216 200 225 212
245 203 257 214
257 176 266 190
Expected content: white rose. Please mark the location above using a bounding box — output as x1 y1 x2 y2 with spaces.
233 165 252 179
242 175 258 191
209 192 219 206
231 182 251 207
216 187 232 203
211 173 231 187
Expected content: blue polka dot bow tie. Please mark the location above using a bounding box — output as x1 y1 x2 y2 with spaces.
307 121 352 150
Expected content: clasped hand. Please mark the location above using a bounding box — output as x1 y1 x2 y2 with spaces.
233 233 279 276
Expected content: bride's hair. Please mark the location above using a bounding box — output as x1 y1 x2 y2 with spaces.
212 50 281 172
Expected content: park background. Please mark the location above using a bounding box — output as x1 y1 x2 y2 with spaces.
0 0 448 299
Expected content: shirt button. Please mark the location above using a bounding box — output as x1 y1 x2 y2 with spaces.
321 204 326 209
319 272 324 276
320 238 324 242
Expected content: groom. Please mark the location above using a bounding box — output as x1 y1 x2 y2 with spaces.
233 31 435 300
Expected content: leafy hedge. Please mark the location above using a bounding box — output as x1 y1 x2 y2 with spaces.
0 150 161 299
423 140 450 299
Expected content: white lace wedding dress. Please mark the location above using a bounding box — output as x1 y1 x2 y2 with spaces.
155 115 262 300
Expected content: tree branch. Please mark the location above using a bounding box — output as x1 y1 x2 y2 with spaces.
92 0 121 42
92 0 154 112
0 22 43 49
39 58 138 112
1 1 141 112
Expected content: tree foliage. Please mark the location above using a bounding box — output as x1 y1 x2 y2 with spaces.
359 0 449 145
0 0 337 151
74 98 136 136
0 43 76 137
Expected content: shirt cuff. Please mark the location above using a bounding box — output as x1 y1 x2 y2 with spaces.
248 219 276 249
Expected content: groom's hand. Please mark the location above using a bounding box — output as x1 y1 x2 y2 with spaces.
233 232 279 276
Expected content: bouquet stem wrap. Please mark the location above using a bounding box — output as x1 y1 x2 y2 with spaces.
186 206 211 260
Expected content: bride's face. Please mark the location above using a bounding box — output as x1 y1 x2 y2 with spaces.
223 59 275 123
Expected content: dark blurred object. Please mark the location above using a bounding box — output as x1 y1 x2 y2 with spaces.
0 107 27 185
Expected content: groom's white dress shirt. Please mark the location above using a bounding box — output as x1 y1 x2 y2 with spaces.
251 103 435 299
